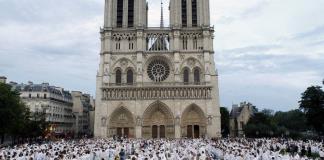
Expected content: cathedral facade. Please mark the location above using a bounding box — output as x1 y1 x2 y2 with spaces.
94 0 221 138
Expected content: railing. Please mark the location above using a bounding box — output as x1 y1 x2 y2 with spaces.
103 82 209 87
102 86 212 101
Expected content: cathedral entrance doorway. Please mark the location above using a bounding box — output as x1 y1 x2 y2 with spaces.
186 125 200 138
160 125 165 138
181 104 207 138
152 125 158 138
142 101 175 138
151 125 166 138
108 107 135 138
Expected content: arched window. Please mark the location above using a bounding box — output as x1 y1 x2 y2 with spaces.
194 68 200 84
127 69 133 84
116 69 122 84
183 68 189 84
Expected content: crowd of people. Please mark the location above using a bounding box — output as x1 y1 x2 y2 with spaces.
0 137 323 160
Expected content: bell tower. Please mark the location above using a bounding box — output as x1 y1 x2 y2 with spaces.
170 0 210 28
104 0 148 28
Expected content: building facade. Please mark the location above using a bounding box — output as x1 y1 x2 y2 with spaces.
71 91 95 137
10 82 75 135
229 102 255 137
95 0 221 138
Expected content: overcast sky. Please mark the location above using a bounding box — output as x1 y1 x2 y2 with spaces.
0 0 323 111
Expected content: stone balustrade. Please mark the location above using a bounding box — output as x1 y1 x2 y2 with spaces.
102 85 212 100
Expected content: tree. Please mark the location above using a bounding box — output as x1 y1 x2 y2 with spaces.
220 107 230 137
274 109 307 132
0 83 25 143
0 83 48 144
244 112 275 137
299 86 324 135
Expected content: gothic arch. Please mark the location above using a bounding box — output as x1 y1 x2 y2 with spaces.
114 68 122 84
181 104 207 138
182 67 190 83
126 67 135 84
193 66 202 83
142 101 175 138
111 57 136 73
108 106 135 138
180 57 204 71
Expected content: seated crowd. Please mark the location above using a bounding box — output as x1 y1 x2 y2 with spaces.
0 137 323 160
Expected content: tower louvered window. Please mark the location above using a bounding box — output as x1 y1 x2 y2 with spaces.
117 0 123 27
181 0 187 27
128 0 134 27
192 0 197 27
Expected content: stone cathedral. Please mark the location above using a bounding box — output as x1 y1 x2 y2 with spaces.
94 0 221 138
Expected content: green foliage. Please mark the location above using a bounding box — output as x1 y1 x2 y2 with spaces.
220 107 230 137
242 82 324 138
244 109 308 138
0 83 48 144
274 110 307 132
244 112 275 137
299 86 324 135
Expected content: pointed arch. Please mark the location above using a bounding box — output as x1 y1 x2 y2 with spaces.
126 68 134 84
115 69 122 84
142 101 175 138
193 67 201 84
182 67 190 84
181 104 207 138
108 106 135 138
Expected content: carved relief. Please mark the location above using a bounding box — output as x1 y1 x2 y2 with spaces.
180 55 185 61
121 59 128 67
197 55 203 60
111 56 117 61
101 117 107 127
131 55 137 61
136 116 142 126
207 115 213 125
180 32 203 38
187 58 196 67
112 33 136 40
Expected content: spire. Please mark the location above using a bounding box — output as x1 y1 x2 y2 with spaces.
160 0 164 28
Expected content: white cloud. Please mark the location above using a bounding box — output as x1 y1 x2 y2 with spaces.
0 0 323 111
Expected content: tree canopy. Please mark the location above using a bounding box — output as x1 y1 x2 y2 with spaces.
220 107 230 137
0 83 48 144
244 109 309 138
299 86 324 135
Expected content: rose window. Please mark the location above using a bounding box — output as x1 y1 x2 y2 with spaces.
147 60 170 82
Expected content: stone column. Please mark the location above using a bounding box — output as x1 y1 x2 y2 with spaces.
203 0 210 27
135 116 142 138
197 0 203 26
187 0 192 27
175 116 181 138
123 0 128 28
104 0 113 28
